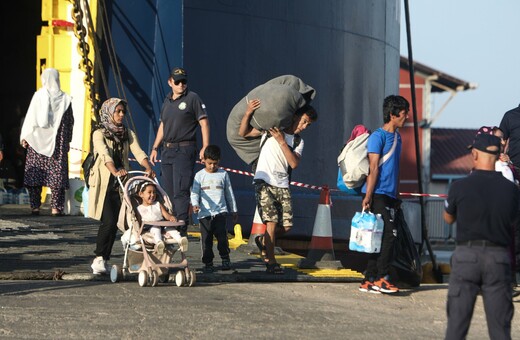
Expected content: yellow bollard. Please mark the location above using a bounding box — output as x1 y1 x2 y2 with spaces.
228 223 247 249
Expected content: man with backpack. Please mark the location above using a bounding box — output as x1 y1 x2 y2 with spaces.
359 95 409 294
239 98 318 274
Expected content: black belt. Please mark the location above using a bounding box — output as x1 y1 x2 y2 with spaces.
457 240 504 248
163 141 196 148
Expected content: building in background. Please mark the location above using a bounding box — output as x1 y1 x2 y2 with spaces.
398 56 477 195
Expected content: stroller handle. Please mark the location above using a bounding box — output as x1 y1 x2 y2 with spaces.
117 170 159 190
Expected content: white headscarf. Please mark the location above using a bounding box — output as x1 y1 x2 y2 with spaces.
20 68 72 157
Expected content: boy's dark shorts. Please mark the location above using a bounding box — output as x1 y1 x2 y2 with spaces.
254 181 293 227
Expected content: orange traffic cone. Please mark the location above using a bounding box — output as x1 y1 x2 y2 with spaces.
247 207 266 254
298 186 341 269
239 206 286 255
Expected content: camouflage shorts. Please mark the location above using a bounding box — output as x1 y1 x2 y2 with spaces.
255 182 293 227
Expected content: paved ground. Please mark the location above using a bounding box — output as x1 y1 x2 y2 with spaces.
0 204 364 283
3 204 520 339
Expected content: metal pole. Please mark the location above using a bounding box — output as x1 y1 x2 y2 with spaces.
403 0 442 283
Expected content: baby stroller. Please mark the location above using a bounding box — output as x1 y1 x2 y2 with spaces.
110 171 196 287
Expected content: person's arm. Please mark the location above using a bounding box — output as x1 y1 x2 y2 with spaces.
127 130 156 177
139 158 156 178
160 202 177 222
269 127 301 169
443 211 456 224
199 117 210 160
362 153 381 211
190 175 201 214
238 99 262 138
150 122 164 165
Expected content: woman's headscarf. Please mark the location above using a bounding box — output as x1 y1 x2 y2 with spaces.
98 98 128 143
20 68 72 157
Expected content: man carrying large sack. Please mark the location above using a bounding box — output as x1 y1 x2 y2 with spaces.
239 99 317 274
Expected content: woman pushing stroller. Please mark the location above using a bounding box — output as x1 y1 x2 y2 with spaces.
88 98 155 275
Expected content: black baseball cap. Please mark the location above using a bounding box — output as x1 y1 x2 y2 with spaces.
171 67 187 81
469 134 501 155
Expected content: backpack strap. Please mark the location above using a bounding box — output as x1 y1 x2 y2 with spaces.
378 132 398 166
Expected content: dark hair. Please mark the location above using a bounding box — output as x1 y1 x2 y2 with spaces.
382 95 409 123
295 104 318 122
139 182 156 193
204 145 221 161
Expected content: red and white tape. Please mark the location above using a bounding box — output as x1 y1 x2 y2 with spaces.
77 147 446 198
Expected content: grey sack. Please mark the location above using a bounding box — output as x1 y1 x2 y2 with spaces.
226 75 316 165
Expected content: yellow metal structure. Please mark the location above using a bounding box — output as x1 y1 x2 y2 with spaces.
37 0 98 183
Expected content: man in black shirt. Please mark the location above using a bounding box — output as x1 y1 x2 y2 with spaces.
150 67 210 235
444 133 519 340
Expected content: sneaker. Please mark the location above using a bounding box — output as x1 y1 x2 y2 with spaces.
372 277 399 294
203 263 214 273
91 256 107 275
358 280 380 294
155 241 165 256
179 237 189 252
222 259 232 271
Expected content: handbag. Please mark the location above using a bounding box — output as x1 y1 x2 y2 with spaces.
348 210 384 253
82 152 98 189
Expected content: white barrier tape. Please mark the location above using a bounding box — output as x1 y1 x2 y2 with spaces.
399 192 447 198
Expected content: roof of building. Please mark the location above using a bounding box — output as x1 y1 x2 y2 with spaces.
400 56 477 93
430 128 476 179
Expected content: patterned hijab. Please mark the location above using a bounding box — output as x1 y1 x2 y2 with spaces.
98 98 128 143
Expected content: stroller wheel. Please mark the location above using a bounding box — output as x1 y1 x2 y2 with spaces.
110 265 122 283
138 270 148 287
175 270 186 287
150 270 159 287
187 269 196 287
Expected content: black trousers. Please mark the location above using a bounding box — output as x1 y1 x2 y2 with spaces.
94 188 121 260
161 144 196 235
364 194 398 280
445 245 513 340
199 214 230 265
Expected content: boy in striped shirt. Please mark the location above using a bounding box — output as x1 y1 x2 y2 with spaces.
191 145 238 272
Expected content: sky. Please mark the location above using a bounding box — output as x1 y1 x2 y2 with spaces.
399 0 520 129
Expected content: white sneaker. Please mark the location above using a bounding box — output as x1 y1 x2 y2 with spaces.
91 256 107 275
179 237 188 252
155 241 165 256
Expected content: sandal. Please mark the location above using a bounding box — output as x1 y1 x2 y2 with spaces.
266 263 284 275
254 235 268 262
31 208 40 216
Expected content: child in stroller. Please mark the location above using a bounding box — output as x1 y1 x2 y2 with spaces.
136 182 188 255
112 172 196 287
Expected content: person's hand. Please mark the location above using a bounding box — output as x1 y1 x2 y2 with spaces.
0 151 3 162
232 212 238 223
199 146 207 161
150 149 158 166
144 168 156 178
361 196 371 212
192 205 200 213
246 98 261 115
115 168 128 177
500 153 511 163
269 127 285 145
169 215 178 222
21 139 28 149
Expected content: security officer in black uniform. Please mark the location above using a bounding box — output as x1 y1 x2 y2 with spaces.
150 67 210 236
444 133 519 340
